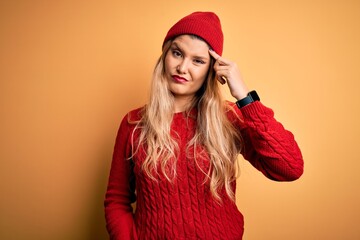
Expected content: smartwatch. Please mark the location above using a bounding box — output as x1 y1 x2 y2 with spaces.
236 90 260 108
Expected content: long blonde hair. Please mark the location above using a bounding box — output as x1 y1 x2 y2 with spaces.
133 37 242 201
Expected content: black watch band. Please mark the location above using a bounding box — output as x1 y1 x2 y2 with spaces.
236 90 260 108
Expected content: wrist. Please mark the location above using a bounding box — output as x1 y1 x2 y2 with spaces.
232 84 249 100
234 92 249 101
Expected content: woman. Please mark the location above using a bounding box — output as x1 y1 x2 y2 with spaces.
105 11 304 239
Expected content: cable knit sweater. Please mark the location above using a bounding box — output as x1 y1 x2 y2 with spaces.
104 101 304 240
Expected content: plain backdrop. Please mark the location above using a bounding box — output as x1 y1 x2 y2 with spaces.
1 0 359 239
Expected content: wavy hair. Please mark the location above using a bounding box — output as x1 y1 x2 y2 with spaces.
132 36 242 201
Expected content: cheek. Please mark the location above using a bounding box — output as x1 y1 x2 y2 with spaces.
196 66 210 83
164 54 174 74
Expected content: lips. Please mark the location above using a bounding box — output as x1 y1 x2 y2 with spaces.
172 75 188 83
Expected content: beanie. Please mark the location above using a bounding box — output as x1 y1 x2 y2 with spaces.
163 11 224 55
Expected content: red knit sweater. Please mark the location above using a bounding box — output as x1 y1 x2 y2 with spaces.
104 101 303 239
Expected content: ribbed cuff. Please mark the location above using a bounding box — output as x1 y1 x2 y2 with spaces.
238 101 267 120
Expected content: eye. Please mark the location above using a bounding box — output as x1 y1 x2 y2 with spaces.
194 59 206 65
172 49 182 58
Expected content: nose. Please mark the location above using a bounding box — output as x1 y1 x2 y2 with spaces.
177 59 189 74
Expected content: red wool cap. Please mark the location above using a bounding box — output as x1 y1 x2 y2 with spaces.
163 11 224 55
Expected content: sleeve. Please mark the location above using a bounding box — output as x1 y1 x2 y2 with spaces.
104 114 138 240
231 101 304 181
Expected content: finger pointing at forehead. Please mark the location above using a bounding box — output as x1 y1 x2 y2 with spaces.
209 49 231 65
209 49 221 59
209 49 227 84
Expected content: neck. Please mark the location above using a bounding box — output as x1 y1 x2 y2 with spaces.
173 95 194 113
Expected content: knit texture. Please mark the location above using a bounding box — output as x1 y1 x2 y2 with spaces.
104 101 304 239
163 11 224 55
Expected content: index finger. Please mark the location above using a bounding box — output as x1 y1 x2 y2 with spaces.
209 49 231 65
209 49 221 60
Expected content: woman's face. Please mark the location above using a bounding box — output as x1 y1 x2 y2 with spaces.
164 35 211 101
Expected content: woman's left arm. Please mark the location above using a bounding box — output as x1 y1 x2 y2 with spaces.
209 50 304 181
235 101 304 181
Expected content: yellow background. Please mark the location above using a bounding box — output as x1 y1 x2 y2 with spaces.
1 0 359 239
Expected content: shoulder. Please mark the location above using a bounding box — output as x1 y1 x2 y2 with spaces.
118 106 145 130
126 106 145 122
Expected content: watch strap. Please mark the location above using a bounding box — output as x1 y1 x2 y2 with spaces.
236 90 260 108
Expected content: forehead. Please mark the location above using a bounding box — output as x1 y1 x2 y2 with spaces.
172 35 210 57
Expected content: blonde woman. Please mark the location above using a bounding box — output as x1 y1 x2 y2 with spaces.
105 11 304 240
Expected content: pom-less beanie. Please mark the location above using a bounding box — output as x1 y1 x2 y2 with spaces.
163 11 224 55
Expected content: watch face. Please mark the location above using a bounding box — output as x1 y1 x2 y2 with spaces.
249 91 260 101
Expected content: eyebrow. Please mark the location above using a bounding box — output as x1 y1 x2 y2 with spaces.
171 41 209 60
